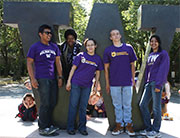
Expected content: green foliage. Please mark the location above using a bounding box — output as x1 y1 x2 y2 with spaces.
0 0 180 83
0 0 88 80
93 0 180 76
0 0 25 78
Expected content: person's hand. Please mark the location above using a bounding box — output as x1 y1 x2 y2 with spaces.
29 101 35 108
27 102 30 107
155 88 160 92
31 78 39 89
66 81 71 91
106 83 110 95
22 100 25 105
93 86 97 93
23 100 29 109
162 92 166 98
98 109 103 113
86 115 91 120
58 79 63 88
94 105 98 110
132 79 136 87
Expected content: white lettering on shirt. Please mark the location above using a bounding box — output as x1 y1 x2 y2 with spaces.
81 56 97 67
40 49 56 58
46 54 51 58
148 54 159 64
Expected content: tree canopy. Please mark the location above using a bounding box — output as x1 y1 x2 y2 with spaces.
93 0 180 83
0 0 88 80
0 0 179 83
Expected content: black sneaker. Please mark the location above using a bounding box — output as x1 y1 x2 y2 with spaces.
67 130 76 135
79 130 88 136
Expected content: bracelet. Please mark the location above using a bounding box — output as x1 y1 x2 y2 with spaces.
58 76 63 79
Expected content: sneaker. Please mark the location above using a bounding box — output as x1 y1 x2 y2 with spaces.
39 127 56 136
79 130 88 136
67 130 76 135
162 115 173 121
39 128 49 136
139 129 147 136
125 123 135 136
111 123 124 135
50 125 59 132
147 131 161 138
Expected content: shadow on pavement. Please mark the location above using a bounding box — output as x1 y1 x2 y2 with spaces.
170 93 180 104
0 84 31 98
25 127 179 138
17 119 37 126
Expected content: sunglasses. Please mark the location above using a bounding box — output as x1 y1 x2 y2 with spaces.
43 31 52 35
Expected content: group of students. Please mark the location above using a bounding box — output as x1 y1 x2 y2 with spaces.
24 24 169 138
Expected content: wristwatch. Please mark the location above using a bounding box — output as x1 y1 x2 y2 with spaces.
58 76 63 79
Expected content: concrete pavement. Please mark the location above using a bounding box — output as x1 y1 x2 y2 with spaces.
0 84 180 138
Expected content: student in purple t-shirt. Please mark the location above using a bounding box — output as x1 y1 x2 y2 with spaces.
66 38 103 136
103 29 137 136
139 35 170 138
27 24 63 136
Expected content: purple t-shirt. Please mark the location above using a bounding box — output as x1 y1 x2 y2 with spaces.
27 41 61 79
72 52 104 87
103 43 137 86
145 50 170 89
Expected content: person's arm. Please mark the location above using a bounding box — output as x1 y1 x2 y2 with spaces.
22 100 29 109
66 65 77 91
27 57 38 89
131 62 136 86
165 82 171 99
55 56 63 88
94 70 100 93
29 101 35 108
104 63 110 94
17 103 26 118
155 51 170 92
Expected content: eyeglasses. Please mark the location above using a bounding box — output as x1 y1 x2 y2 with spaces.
86 44 95 47
43 31 52 35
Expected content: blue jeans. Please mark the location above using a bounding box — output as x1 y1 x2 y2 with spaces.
67 83 91 131
110 86 133 127
139 81 162 132
37 79 58 129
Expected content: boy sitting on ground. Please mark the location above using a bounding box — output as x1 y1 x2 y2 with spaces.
16 93 37 121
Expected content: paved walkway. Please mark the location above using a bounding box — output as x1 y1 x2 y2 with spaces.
0 84 180 138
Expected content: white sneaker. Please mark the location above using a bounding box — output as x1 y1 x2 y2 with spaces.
125 123 135 136
147 131 161 138
139 130 147 136
111 123 124 135
125 130 136 136
112 130 123 135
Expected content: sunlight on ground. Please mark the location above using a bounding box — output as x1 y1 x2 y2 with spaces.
160 102 180 138
0 86 179 138
0 99 38 137
86 117 109 135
